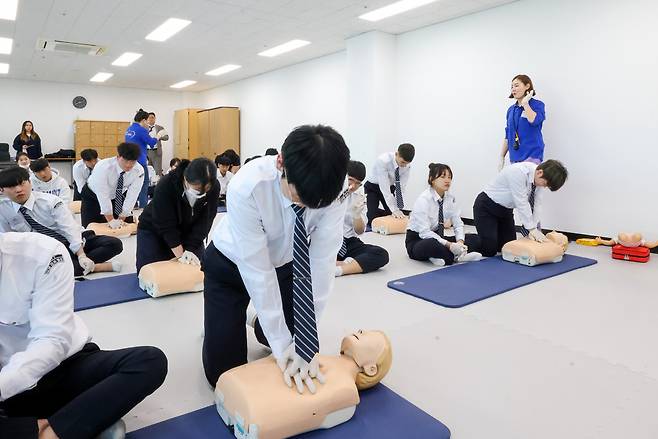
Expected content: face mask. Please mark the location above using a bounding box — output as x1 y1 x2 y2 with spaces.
185 182 206 199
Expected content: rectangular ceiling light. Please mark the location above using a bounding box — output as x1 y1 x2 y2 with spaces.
359 0 438 21
206 64 241 76
0 0 18 21
90 72 113 82
0 37 12 54
145 18 191 42
111 52 143 66
170 80 196 89
0 63 8 74
258 39 310 57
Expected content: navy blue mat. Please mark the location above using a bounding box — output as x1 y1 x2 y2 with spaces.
126 385 450 439
388 254 597 308
74 274 149 311
217 206 227 213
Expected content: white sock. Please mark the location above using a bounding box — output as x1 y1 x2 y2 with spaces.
457 252 482 263
246 302 257 328
111 260 122 272
335 265 344 277
429 257 446 267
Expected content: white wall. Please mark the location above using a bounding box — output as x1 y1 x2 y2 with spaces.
0 79 191 170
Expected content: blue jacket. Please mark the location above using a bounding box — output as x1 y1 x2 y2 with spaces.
125 122 157 166
505 98 545 163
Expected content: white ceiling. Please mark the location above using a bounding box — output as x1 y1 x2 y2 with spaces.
0 0 516 92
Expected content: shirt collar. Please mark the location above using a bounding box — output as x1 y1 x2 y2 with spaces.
13 192 35 213
430 187 446 202
114 158 124 175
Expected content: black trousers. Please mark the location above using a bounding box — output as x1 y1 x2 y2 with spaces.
135 227 205 273
0 343 167 439
202 242 293 387
70 232 123 277
473 191 516 257
72 182 82 201
80 185 134 228
338 236 389 273
405 230 482 265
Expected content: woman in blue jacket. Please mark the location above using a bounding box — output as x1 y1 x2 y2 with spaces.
125 109 159 208
499 75 546 170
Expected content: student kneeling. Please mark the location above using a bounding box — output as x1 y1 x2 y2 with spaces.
136 158 219 273
335 161 389 277
406 163 482 266
0 232 167 438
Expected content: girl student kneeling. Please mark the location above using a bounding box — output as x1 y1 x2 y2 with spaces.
406 163 482 266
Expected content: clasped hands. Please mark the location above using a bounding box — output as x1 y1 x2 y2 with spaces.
276 343 326 394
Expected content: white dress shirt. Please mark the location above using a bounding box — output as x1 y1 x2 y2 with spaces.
87 157 144 217
408 187 466 244
0 232 90 401
366 152 411 211
0 192 84 253
31 168 72 204
211 156 346 358
217 170 233 196
343 190 367 239
484 162 545 230
72 159 92 191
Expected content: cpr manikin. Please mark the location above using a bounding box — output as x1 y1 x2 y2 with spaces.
69 200 81 214
215 330 392 439
586 232 658 249
86 221 138 238
138 260 204 297
502 231 568 266
371 215 408 235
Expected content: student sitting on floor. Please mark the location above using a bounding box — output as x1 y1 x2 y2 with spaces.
222 148 241 174
0 166 123 276
473 159 568 257
0 232 167 439
15 151 31 172
406 163 483 266
81 142 144 228
364 143 415 226
29 158 72 204
214 153 233 206
335 160 389 277
72 148 99 201
136 158 219 274
165 157 181 175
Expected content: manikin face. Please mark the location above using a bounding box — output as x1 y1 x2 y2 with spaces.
394 152 410 168
0 180 32 204
431 170 452 194
17 156 30 168
117 156 137 172
510 79 531 100
533 169 549 188
340 330 387 377
348 176 362 194
147 114 156 126
84 158 98 169
24 122 33 133
34 166 53 182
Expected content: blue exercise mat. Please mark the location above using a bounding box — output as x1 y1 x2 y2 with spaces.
388 254 597 308
126 384 450 439
74 274 150 311
217 206 227 213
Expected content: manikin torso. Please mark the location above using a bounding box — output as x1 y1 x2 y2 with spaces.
502 231 568 266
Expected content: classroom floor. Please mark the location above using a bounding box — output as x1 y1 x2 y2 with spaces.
80 214 658 439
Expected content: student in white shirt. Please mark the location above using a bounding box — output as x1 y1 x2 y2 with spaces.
29 158 72 204
335 161 389 277
202 125 349 394
72 148 98 201
0 167 123 277
80 142 144 228
165 157 181 175
364 143 415 226
214 154 233 206
406 163 483 266
0 232 167 439
473 159 568 257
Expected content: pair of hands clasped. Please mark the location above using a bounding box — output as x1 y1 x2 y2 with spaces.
276 343 325 394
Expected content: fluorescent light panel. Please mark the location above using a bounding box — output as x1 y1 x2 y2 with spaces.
90 72 113 82
205 64 241 76
0 0 18 21
145 18 191 42
0 37 12 54
170 80 196 89
111 52 142 66
358 0 438 21
258 39 310 57
0 63 8 74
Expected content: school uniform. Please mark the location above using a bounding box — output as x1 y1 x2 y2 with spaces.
0 232 167 438
364 152 411 225
81 157 143 228
136 167 219 273
125 122 157 208
338 191 389 272
216 170 233 206
72 159 93 201
30 168 72 204
505 98 546 163
202 156 346 386
406 188 481 265
0 192 122 276
12 134 42 159
473 161 545 256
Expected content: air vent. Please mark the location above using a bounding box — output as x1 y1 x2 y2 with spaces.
36 39 106 56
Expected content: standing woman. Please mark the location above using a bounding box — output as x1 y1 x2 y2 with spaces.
135 158 219 273
499 75 546 170
12 120 42 159
125 109 160 208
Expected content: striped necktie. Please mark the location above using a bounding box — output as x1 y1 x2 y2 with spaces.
520 183 537 237
338 238 348 259
19 206 69 247
394 167 404 209
114 171 125 218
437 198 445 237
291 204 319 363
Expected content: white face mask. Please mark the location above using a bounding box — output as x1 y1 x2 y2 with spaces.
185 182 206 200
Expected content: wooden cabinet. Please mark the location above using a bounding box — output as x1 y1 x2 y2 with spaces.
74 120 130 159
173 108 201 160
195 107 240 160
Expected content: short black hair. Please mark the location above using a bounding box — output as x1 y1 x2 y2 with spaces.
170 157 181 167
30 158 50 173
148 112 156 117
80 148 98 161
397 143 415 162
117 142 141 161
427 163 453 185
244 155 261 164
265 147 278 156
282 125 350 208
347 160 366 182
215 154 232 167
0 166 30 188
184 157 217 190
537 159 568 191
134 109 149 122
15 151 29 161
222 149 240 166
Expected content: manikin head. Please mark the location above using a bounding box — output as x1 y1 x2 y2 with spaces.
617 232 643 247
394 143 415 168
30 158 54 182
546 231 569 252
340 330 392 390
0 166 32 205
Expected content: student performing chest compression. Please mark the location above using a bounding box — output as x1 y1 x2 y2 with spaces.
202 125 350 395
72 149 99 201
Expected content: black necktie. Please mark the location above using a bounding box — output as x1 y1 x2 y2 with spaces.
19 206 69 247
394 167 404 209
114 171 125 218
520 183 537 237
437 198 445 237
